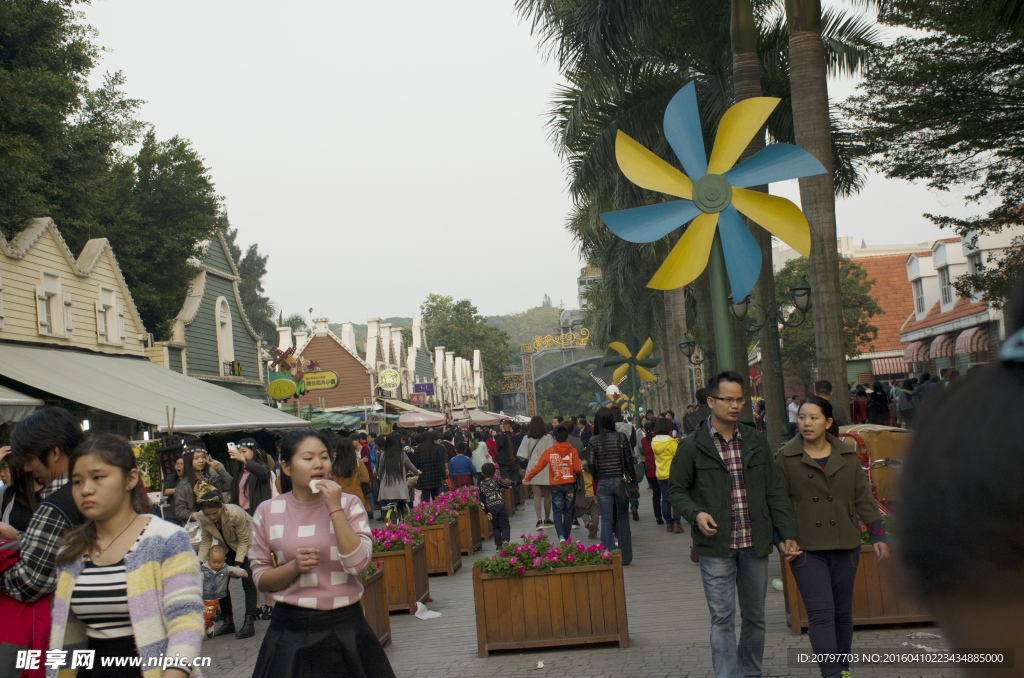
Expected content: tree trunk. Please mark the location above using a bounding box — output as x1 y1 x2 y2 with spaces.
692 268 716 378
732 4 784 449
662 232 692 413
786 0 849 418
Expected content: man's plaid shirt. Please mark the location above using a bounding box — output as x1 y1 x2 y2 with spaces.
708 419 752 550
0 474 72 602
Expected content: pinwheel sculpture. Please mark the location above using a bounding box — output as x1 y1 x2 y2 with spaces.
588 391 610 412
600 82 826 302
604 335 662 413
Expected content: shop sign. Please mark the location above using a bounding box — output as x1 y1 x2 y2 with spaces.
366 413 385 423
413 382 435 395
379 369 400 391
302 370 339 391
410 393 427 405
466 398 477 407
267 379 297 401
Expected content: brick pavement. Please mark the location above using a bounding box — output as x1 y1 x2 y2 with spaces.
203 490 959 678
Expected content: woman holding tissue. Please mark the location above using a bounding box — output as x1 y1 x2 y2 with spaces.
249 429 395 678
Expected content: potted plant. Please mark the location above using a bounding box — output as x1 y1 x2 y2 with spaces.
446 486 483 555
371 523 430 614
471 534 629 657
779 516 932 634
359 562 391 645
407 500 462 576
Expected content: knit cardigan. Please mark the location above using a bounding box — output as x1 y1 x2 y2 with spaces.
47 517 204 678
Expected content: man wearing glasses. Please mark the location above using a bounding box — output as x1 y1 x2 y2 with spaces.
668 371 799 678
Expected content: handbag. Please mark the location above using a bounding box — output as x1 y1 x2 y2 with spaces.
184 516 203 549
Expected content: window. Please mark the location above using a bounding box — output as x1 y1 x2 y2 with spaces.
939 267 953 305
96 287 117 343
967 252 983 275
913 279 925 314
36 272 63 336
215 296 234 375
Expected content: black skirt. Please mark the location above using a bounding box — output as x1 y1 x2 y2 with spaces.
251 602 395 678
81 635 142 678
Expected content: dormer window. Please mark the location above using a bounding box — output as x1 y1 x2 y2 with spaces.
938 267 953 305
216 296 235 375
967 251 983 275
913 279 925 314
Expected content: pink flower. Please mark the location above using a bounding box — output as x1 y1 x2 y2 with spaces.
601 551 612 559
516 566 525 574
566 554 575 562
533 558 541 567
576 542 585 551
509 556 518 564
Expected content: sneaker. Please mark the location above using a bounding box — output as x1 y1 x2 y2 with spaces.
536 520 544 529
840 672 852 678
543 519 555 528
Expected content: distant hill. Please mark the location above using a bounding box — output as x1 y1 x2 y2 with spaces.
485 306 563 346
327 317 413 355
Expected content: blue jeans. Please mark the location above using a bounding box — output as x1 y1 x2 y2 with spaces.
596 478 632 564
658 478 679 525
549 484 576 541
699 547 769 678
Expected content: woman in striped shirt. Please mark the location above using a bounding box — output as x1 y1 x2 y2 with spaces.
249 429 395 678
50 434 203 678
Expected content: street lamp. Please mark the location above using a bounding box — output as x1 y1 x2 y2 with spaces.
727 276 813 441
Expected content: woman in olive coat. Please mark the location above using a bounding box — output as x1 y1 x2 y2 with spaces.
775 395 888 678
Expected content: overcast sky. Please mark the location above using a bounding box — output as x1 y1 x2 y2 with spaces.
81 1 982 325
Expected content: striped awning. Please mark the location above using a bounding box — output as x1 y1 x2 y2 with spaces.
903 341 929 363
930 334 954 359
955 326 990 355
871 357 908 376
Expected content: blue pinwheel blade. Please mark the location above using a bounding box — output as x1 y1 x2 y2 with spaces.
600 199 701 244
663 83 708 180
717 205 762 301
723 143 827 189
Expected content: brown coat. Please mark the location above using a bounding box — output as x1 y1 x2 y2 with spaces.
197 503 253 564
774 433 883 551
334 463 370 510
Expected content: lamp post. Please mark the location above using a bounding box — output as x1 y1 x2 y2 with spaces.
728 275 812 439
679 337 715 398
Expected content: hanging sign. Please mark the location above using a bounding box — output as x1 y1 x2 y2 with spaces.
410 393 427 405
302 370 339 391
413 382 435 395
379 369 400 391
267 379 297 401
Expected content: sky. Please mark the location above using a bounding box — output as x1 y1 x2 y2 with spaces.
80 1 982 325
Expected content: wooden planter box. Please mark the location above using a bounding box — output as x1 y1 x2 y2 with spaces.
780 545 933 635
372 541 430 614
360 568 392 646
472 554 629 657
420 517 462 576
502 487 516 516
459 507 483 556
477 506 492 542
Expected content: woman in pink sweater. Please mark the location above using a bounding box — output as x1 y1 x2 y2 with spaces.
248 430 395 678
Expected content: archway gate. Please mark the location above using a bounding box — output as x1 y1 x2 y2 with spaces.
496 327 604 417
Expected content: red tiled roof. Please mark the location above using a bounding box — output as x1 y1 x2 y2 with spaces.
855 254 917 354
938 237 961 244
900 297 989 335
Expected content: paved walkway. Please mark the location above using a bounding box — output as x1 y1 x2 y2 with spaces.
204 491 959 678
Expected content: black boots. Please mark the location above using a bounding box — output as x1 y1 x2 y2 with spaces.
235 614 256 639
213 619 236 637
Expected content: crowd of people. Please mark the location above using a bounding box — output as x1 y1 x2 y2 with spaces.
2 274 1022 678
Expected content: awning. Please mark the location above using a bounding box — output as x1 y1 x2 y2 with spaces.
0 383 45 424
395 411 448 428
449 406 503 426
871 357 908 376
929 334 954 359
0 344 307 433
903 341 928 363
955 326 990 355
310 411 361 431
380 398 441 416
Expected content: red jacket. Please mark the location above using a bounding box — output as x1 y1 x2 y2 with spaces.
642 435 656 478
0 542 49 678
524 442 581 485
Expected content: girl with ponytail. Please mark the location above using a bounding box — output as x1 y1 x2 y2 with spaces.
49 435 202 677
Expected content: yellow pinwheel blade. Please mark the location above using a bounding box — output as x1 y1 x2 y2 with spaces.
612 363 629 385
636 366 658 382
636 337 654 360
648 211 719 290
616 131 693 200
608 341 632 359
731 188 811 257
707 97 780 175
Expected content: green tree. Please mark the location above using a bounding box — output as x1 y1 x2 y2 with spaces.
421 294 511 393
281 313 309 334
772 256 881 386
843 1 1024 306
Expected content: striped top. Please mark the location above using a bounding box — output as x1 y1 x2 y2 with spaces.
69 558 133 638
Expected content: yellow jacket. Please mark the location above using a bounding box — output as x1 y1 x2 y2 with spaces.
652 435 679 480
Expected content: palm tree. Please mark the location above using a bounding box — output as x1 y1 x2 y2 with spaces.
518 0 877 422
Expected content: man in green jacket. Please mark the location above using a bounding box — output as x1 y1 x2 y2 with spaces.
668 371 800 678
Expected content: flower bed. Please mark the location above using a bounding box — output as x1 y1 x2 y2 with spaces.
359 563 391 646
408 503 462 577
372 524 429 613
471 536 627 657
